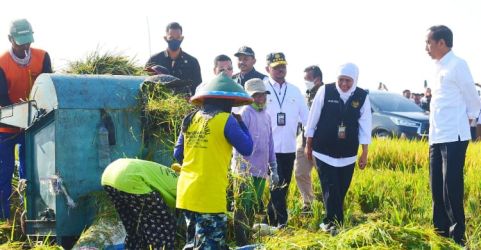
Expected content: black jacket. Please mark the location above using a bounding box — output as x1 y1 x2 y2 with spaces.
146 50 202 94
232 68 266 87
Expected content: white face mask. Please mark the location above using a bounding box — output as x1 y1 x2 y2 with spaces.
304 80 315 91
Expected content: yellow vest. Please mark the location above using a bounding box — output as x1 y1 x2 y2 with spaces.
176 112 232 213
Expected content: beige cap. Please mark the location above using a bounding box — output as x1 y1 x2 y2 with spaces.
245 78 270 96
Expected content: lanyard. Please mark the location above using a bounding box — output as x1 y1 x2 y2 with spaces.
269 81 288 109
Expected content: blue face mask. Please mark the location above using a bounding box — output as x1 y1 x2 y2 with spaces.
167 39 182 51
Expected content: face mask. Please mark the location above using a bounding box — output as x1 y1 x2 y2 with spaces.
252 102 265 111
305 80 315 91
167 39 182 51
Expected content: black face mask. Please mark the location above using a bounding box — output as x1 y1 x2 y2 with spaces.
167 39 182 51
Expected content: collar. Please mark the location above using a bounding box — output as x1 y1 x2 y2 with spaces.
9 47 31 66
268 77 286 88
163 49 184 60
241 68 255 77
250 102 266 111
308 83 322 94
437 50 454 66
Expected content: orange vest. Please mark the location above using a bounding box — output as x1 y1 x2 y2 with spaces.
0 48 46 133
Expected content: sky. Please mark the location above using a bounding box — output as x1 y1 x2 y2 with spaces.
1 0 480 95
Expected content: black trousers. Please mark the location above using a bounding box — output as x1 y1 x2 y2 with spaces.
429 140 468 246
267 153 296 227
315 159 355 226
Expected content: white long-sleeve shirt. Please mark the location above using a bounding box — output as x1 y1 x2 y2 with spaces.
429 51 481 145
305 85 372 167
264 77 309 153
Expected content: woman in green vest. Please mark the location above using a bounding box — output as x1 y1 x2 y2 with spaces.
101 158 178 249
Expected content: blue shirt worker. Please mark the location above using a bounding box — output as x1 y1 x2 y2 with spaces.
174 73 253 249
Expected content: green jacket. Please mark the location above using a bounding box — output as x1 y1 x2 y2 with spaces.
101 158 178 208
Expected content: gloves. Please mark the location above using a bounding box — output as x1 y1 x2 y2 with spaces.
171 163 182 173
18 178 27 192
269 162 280 187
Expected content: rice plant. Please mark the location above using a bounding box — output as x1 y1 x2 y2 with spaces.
260 138 480 249
4 49 480 249
64 49 144 76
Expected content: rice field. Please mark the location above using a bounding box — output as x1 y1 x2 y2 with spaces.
1 52 479 249
258 138 481 249
1 138 480 249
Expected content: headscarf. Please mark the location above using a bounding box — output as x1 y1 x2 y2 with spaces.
335 63 359 102
200 98 234 119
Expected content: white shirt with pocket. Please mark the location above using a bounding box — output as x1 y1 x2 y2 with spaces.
264 77 309 153
429 51 481 144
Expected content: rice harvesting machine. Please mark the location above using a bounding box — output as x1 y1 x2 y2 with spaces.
0 73 187 245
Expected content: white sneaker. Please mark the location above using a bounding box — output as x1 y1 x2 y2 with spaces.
319 222 338 235
319 222 331 232
252 223 278 236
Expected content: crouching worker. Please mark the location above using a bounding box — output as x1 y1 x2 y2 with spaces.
174 73 254 249
101 158 178 249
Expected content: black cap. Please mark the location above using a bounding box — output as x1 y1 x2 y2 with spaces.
266 52 287 67
234 46 255 57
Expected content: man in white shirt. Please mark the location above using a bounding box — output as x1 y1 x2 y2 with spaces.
425 25 481 246
263 52 309 227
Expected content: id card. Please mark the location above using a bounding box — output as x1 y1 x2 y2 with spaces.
338 124 346 139
277 112 286 126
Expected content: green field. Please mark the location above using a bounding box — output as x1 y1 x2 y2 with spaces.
2 137 479 249
260 138 480 249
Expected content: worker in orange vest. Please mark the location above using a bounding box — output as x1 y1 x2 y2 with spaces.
0 19 52 221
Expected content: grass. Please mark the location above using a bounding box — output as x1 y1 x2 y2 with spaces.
259 138 481 249
3 52 479 248
140 82 194 161
2 137 480 249
64 49 144 76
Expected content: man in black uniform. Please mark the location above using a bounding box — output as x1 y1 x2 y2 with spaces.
232 46 266 87
146 22 202 95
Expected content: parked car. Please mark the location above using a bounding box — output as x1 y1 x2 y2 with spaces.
368 90 429 139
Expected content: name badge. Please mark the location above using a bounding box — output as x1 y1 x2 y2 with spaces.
338 123 346 139
277 112 286 126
